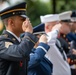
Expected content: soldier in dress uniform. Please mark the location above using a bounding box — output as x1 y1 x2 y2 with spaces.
59 11 73 54
59 11 76 41
68 10 76 75
59 10 76 75
0 2 39 75
40 14 71 75
27 23 53 75
65 10 76 43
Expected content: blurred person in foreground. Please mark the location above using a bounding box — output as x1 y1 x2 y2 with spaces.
0 2 39 75
40 14 71 75
27 23 53 75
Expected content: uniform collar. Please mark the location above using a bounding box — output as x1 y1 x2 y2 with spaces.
6 30 21 42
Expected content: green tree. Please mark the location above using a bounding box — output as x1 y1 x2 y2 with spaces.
27 0 51 26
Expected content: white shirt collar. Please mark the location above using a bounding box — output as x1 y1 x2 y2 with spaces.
6 30 21 42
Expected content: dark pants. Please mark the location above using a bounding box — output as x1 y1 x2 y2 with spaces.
71 69 76 75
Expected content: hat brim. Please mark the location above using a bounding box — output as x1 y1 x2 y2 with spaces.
33 31 45 35
20 15 28 18
71 18 76 22
61 20 72 22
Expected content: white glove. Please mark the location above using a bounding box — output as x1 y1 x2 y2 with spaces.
46 30 59 45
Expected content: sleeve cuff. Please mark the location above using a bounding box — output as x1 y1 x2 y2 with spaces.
36 43 50 53
23 32 39 44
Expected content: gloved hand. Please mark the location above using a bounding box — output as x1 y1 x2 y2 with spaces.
46 30 58 45
46 23 61 45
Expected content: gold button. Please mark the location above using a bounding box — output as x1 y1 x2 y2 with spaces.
68 47 70 49
68 42 71 45
63 35 66 38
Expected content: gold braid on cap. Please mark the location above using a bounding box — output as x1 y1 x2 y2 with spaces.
0 8 26 16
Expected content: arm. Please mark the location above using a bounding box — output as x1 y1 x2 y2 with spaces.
66 33 76 42
28 43 50 68
0 32 38 61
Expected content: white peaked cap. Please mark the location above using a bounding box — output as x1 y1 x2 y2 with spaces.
40 14 59 23
59 11 72 20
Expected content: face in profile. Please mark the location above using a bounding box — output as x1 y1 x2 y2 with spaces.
60 22 71 34
71 22 76 32
12 16 26 34
45 21 59 32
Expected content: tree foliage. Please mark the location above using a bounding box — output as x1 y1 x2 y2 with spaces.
27 0 76 27
27 0 51 26
0 0 76 34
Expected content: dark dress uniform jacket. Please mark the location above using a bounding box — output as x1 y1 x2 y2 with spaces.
0 30 38 75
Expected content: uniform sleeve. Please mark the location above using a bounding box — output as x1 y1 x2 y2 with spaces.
0 32 38 61
28 43 50 68
66 33 76 42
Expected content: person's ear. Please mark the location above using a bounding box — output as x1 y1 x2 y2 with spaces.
8 18 14 26
45 25 49 30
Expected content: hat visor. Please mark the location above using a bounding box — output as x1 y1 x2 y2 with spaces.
71 18 76 22
20 15 28 18
61 20 72 22
33 31 45 35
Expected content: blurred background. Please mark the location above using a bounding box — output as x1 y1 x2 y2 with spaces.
0 0 76 34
